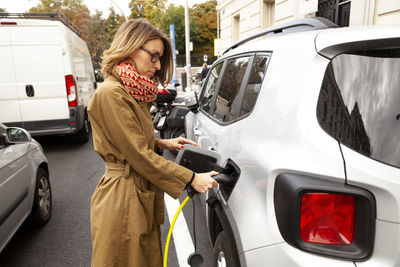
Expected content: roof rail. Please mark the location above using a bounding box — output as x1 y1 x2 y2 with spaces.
223 17 338 55
0 10 82 37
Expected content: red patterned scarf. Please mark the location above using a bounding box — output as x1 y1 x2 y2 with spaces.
115 61 158 102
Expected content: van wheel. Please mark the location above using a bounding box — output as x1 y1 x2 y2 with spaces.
29 168 52 226
73 116 90 143
213 231 240 267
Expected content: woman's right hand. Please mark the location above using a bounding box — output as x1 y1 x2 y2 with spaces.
191 171 219 194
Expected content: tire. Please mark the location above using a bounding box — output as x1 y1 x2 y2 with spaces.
73 114 90 143
213 231 240 267
29 168 52 226
164 127 185 139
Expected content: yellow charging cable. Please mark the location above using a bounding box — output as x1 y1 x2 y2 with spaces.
163 195 190 267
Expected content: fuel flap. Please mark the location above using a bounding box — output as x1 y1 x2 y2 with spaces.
175 145 240 200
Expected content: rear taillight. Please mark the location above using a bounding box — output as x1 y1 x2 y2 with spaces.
300 193 355 245
65 75 77 107
274 173 375 260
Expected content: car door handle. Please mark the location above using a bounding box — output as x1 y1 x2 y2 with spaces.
25 85 34 97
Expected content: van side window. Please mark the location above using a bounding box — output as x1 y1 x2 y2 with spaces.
239 55 269 116
213 56 250 122
199 63 223 114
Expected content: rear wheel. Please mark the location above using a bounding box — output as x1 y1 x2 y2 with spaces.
164 127 185 139
213 231 240 267
29 168 52 226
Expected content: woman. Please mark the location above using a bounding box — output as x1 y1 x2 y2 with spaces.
87 19 218 267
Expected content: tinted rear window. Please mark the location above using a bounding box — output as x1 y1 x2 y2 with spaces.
317 49 400 169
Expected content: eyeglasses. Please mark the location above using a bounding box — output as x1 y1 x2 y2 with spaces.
140 47 161 63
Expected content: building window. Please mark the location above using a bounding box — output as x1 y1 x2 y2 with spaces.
262 0 275 29
232 14 240 42
317 0 351 27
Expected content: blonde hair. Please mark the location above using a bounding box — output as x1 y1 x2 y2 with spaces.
101 19 173 86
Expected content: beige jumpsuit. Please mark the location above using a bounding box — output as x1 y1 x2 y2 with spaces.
87 72 192 267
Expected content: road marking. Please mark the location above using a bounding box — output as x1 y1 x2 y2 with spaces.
164 194 194 267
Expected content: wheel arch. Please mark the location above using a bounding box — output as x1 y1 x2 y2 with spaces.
208 194 241 264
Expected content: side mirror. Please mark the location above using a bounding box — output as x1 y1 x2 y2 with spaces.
184 91 199 113
6 127 31 144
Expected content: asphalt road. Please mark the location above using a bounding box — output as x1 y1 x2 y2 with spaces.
0 132 213 266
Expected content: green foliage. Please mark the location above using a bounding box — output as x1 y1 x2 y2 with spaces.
105 7 125 39
191 0 217 55
0 8 7 12
128 0 166 22
128 0 146 19
17 0 217 67
156 5 196 55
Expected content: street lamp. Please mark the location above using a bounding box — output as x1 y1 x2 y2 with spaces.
184 0 191 91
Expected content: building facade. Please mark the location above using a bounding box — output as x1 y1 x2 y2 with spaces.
216 0 400 52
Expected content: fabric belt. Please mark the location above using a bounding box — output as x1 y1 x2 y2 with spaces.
105 162 131 178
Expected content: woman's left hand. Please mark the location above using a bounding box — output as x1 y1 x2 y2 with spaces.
157 137 198 150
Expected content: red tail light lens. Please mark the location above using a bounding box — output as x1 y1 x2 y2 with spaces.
65 75 77 107
300 193 355 245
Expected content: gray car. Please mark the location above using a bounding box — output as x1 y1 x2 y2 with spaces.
0 123 51 253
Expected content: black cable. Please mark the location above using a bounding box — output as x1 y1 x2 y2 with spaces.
337 140 348 184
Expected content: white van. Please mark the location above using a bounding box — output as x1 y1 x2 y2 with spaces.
0 12 97 142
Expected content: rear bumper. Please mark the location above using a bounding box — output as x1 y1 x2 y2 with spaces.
240 219 400 267
3 106 85 136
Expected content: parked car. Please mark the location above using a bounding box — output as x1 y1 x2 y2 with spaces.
0 11 99 142
0 123 51 253
180 17 400 266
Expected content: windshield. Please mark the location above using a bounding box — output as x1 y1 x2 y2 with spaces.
317 49 400 169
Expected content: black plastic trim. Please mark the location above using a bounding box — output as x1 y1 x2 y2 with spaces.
198 52 272 127
274 173 376 261
166 106 190 129
22 119 70 131
207 190 241 265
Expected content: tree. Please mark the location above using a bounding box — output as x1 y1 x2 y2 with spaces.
157 4 198 56
128 0 146 19
71 7 93 53
90 10 110 63
105 7 125 41
191 0 217 55
128 0 166 23
29 0 63 13
0 8 7 12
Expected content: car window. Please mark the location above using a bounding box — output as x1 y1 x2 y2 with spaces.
239 55 270 116
199 62 223 114
213 56 250 122
316 49 400 169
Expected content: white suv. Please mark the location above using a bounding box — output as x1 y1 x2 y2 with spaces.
181 17 400 266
